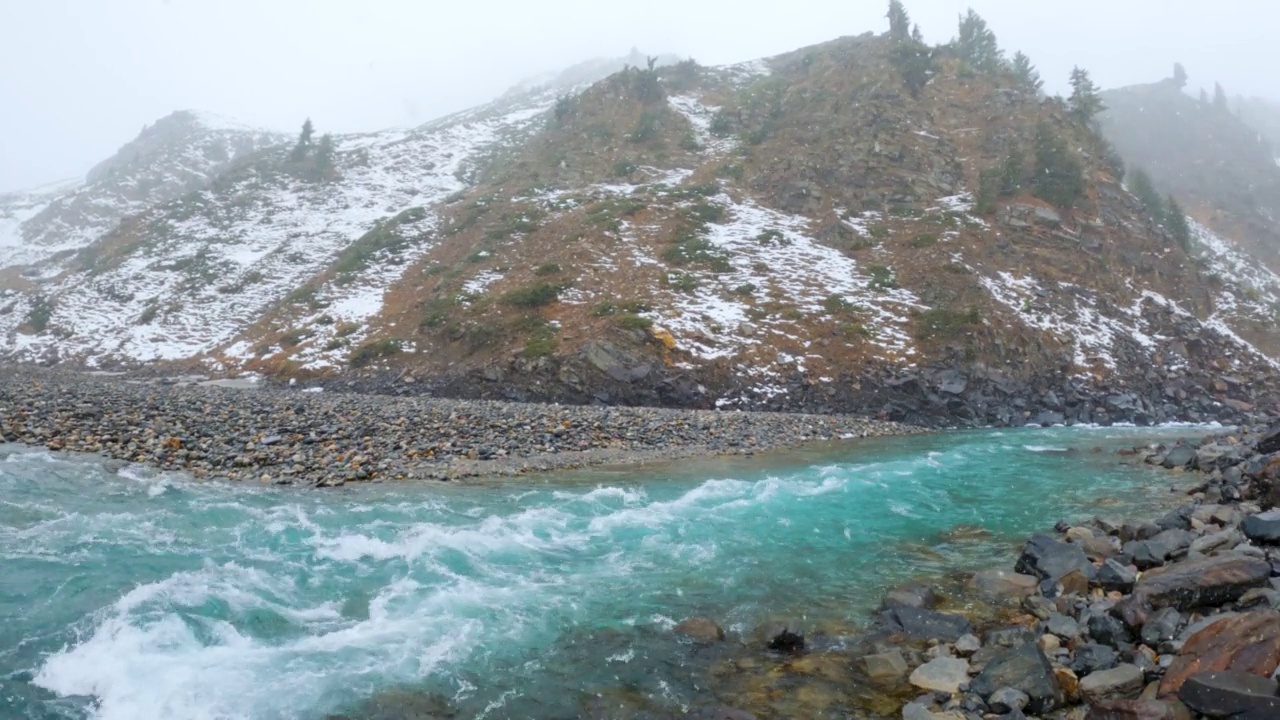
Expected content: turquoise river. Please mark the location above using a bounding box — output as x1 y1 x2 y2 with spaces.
0 426 1212 719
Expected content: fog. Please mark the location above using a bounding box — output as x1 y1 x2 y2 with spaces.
3 0 1277 192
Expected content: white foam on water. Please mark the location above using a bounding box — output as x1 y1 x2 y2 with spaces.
1023 445 1070 453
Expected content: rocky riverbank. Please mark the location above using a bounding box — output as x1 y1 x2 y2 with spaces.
0 367 918 484
634 421 1280 719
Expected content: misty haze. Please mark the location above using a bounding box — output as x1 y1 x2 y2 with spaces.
3 2 1280 719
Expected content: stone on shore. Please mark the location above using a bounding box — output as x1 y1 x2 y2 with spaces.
1243 510 1280 543
1084 699 1192 719
1132 555 1272 611
1015 535 1095 583
877 607 972 642
1080 664 1146 704
970 644 1063 714
1178 671 1280 719
861 649 909 681
1159 610 1280 696
970 569 1039 602
908 657 971 694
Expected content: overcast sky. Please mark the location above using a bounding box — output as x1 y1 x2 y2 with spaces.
2 0 1277 192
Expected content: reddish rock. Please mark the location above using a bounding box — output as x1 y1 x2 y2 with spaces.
1158 610 1280 696
1132 556 1271 611
1085 699 1191 719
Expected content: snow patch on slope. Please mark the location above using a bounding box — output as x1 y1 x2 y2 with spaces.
654 193 921 362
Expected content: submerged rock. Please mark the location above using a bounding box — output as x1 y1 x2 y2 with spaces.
766 629 805 654
674 617 725 643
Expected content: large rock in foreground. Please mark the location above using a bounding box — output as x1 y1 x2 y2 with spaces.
1178 671 1280 719
1132 555 1271 611
1159 610 1280 695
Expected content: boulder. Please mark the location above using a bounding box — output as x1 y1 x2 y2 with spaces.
1096 559 1139 592
1159 610 1280 696
1257 424 1280 456
767 629 804 653
970 644 1064 714
878 606 973 642
1161 445 1197 469
971 569 1040 602
954 633 982 656
1140 607 1182 648
1046 613 1082 639
1132 555 1271 611
909 657 971 694
1189 529 1241 556
1073 643 1121 676
1243 510 1280 544
674 617 725 643
1084 699 1191 719
1126 529 1195 569
989 687 1030 713
1089 613 1133 646
1016 534 1095 583
1178 671 1280 719
1080 664 1146 704
861 649 909 681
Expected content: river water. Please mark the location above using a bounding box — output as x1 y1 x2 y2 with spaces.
0 426 1208 719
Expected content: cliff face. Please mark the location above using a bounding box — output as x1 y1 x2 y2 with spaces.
2 38 1279 426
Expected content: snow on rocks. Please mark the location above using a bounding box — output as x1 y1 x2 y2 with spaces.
651 192 922 364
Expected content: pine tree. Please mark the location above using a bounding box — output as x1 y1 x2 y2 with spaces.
1127 167 1166 221
314 134 335 180
911 23 923 43
291 118 314 162
886 0 911 42
1165 195 1194 252
1032 123 1085 209
1068 67 1105 125
956 9 1002 73
1199 88 1209 105
1173 62 1187 88
1011 51 1042 93
890 39 935 97
1214 82 1228 110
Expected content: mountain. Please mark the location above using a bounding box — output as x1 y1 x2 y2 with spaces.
0 111 286 274
2 37 1279 426
1099 79 1280 269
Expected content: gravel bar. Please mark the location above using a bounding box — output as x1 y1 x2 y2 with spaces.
0 368 921 485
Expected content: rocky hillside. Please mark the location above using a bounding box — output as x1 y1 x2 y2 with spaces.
1099 80 1280 270
3 34 1280 426
0 111 285 273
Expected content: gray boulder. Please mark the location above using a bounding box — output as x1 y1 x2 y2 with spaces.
970 644 1064 714
1244 510 1280 544
1016 534 1095 583
1179 671 1280 719
1079 663 1145 704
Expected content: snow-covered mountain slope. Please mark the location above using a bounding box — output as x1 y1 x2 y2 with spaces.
0 93 557 365
0 111 285 272
1 35 1279 424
